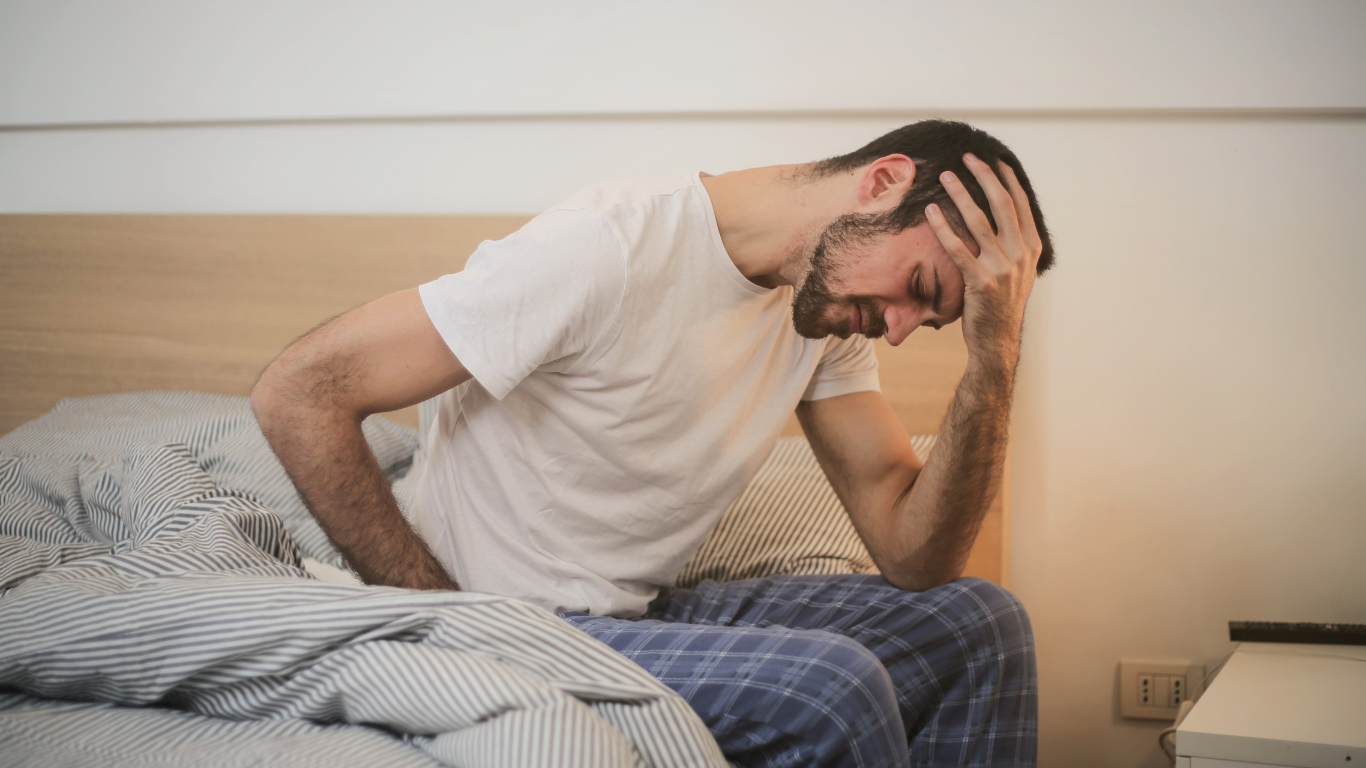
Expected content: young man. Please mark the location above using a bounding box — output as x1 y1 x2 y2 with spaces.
253 120 1055 767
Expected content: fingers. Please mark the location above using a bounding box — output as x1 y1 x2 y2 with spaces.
997 163 1043 255
961 155 1024 249
937 167 1001 253
925 203 984 280
931 153 1043 282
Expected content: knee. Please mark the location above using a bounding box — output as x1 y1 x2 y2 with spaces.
934 578 1035 658
687 632 905 766
744 631 899 723
771 633 904 759
804 632 896 703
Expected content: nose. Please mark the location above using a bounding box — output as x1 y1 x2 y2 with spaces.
883 305 920 347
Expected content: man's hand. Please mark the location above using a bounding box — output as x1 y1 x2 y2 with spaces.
925 154 1044 370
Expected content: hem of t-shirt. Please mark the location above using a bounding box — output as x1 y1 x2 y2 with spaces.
801 369 883 402
418 281 518 401
693 171 773 297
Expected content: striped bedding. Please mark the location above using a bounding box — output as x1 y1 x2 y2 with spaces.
676 433 935 589
0 392 725 768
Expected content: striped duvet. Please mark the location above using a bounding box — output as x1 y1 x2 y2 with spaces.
0 392 724 768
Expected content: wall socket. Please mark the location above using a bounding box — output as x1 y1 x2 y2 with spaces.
1119 659 1204 720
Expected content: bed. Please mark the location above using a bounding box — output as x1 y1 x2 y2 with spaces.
0 214 1008 765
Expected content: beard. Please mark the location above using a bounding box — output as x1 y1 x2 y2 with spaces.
791 214 890 340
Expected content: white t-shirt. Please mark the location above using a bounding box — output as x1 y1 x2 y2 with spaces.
412 173 880 617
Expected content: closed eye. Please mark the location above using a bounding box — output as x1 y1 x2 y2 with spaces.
931 266 943 313
910 269 929 306
910 268 944 321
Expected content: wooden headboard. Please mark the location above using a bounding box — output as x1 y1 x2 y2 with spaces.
0 214 1005 584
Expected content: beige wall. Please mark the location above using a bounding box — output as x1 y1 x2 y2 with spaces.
1002 117 1366 767
3 4 1364 765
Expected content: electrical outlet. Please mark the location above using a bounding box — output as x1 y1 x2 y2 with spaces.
1119 660 1203 720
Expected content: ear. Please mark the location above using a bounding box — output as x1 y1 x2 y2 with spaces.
856 154 916 209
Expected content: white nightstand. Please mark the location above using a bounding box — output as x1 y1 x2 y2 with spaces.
1175 643 1366 768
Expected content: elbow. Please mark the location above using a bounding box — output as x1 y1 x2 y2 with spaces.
251 349 323 433
879 558 964 593
883 573 955 594
251 349 362 434
250 360 292 434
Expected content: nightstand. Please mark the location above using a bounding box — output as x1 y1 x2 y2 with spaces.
1175 643 1366 768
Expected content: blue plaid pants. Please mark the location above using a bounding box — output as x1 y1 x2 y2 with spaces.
561 575 1036 768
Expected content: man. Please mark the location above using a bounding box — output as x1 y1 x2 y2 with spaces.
253 120 1054 767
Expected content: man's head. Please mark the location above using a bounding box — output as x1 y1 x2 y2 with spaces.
790 120 1053 344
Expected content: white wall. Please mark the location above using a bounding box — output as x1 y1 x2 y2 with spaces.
4 3 1364 766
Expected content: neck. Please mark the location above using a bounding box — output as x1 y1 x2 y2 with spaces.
701 164 854 289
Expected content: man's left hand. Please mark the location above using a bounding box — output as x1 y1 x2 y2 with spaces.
924 153 1044 370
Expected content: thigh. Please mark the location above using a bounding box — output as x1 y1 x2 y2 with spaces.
562 612 908 768
653 575 1038 767
655 573 1005 637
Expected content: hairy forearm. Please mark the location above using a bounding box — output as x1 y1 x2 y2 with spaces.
884 350 1016 590
253 391 459 591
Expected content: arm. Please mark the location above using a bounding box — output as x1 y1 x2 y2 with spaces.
251 288 471 590
799 155 1042 591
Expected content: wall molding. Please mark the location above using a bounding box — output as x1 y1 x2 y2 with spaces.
6 107 1366 134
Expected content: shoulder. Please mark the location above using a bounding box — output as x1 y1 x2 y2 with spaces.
463 173 706 298
426 206 629 314
545 174 716 269
502 206 625 262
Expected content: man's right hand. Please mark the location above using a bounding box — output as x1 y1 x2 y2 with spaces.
251 288 471 591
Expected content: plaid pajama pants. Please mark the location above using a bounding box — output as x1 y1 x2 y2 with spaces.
561 575 1037 768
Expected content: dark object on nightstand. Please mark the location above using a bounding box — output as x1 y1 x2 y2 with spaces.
1229 621 1366 645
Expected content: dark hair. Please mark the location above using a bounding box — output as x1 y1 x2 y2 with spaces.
812 120 1054 274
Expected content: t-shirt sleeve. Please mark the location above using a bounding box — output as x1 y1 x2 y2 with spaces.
801 334 882 401
418 208 626 400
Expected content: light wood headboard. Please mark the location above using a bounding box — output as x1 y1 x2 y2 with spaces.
0 214 1004 584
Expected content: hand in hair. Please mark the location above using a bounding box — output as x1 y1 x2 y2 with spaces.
924 154 1043 372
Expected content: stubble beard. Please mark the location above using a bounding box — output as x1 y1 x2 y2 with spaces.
791 214 889 341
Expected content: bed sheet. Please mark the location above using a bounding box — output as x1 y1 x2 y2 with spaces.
0 392 724 768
